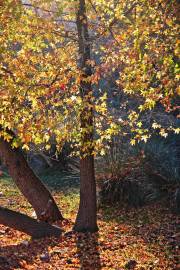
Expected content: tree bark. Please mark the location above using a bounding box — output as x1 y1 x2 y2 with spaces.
0 206 62 238
0 131 63 222
73 0 98 232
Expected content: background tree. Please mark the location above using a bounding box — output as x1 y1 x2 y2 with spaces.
0 129 63 222
0 206 62 238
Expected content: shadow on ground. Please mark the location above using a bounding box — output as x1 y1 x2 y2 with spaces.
0 232 102 270
76 232 101 270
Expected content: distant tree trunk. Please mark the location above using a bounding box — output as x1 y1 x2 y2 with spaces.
0 206 62 238
0 131 63 222
73 0 98 232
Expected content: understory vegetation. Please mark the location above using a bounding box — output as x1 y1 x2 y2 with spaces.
97 135 180 211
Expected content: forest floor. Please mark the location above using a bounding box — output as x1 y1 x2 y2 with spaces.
0 169 179 270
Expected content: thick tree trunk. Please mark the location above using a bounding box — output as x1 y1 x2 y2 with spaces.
0 133 63 222
0 206 62 238
73 0 98 232
74 156 98 232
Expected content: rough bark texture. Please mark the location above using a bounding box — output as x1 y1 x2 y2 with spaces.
0 206 62 238
0 131 63 222
73 0 98 232
74 156 98 232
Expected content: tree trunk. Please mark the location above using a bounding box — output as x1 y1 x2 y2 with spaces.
0 132 63 222
73 0 98 232
0 206 62 238
74 156 98 232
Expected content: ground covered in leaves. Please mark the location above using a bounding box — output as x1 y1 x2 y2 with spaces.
0 171 179 270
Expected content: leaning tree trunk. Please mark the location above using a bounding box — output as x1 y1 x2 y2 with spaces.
73 0 98 232
0 206 62 238
0 131 63 222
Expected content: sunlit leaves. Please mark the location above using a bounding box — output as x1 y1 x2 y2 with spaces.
0 0 179 153
95 0 179 141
